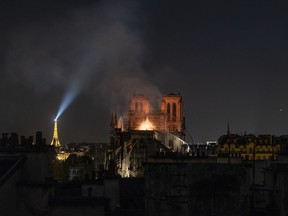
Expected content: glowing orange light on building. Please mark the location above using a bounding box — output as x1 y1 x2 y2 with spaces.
138 118 154 130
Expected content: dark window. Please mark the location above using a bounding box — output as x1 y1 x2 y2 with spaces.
167 103 170 120
173 103 176 121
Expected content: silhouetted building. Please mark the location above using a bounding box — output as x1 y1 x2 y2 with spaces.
0 154 26 216
144 157 250 216
36 131 46 146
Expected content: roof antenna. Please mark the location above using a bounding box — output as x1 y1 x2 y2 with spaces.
227 122 230 135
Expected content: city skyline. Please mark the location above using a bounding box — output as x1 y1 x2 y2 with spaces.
0 0 288 144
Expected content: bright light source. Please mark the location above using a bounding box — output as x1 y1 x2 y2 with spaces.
139 118 154 130
55 78 81 120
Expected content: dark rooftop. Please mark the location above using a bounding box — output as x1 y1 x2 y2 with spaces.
0 154 26 186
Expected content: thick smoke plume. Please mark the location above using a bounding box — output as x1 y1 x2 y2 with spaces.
4 0 161 118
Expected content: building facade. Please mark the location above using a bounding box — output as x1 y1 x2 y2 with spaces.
217 133 283 161
120 93 185 136
144 157 250 216
108 93 186 177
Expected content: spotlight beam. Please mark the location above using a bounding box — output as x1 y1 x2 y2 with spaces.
55 75 83 120
55 87 78 120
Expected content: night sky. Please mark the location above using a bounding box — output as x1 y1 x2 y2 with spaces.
0 0 288 144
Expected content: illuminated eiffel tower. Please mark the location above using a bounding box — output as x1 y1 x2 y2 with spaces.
51 120 61 147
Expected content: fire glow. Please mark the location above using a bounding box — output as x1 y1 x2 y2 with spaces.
138 118 154 130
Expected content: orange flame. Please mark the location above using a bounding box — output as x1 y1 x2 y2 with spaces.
138 118 154 130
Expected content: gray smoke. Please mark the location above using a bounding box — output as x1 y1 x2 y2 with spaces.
3 0 162 114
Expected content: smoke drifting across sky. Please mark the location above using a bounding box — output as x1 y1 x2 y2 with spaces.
1 0 288 143
5 1 160 103
1 0 161 142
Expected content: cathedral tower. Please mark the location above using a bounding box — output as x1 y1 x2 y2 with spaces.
127 94 153 130
160 93 185 136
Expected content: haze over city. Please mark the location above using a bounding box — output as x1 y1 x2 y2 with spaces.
0 0 287 143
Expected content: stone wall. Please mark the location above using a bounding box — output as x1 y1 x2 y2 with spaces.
145 160 250 216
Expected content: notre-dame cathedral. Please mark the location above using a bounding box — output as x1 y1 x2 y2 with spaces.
107 93 186 177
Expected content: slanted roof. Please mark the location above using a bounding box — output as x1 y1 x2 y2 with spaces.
0 154 25 187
